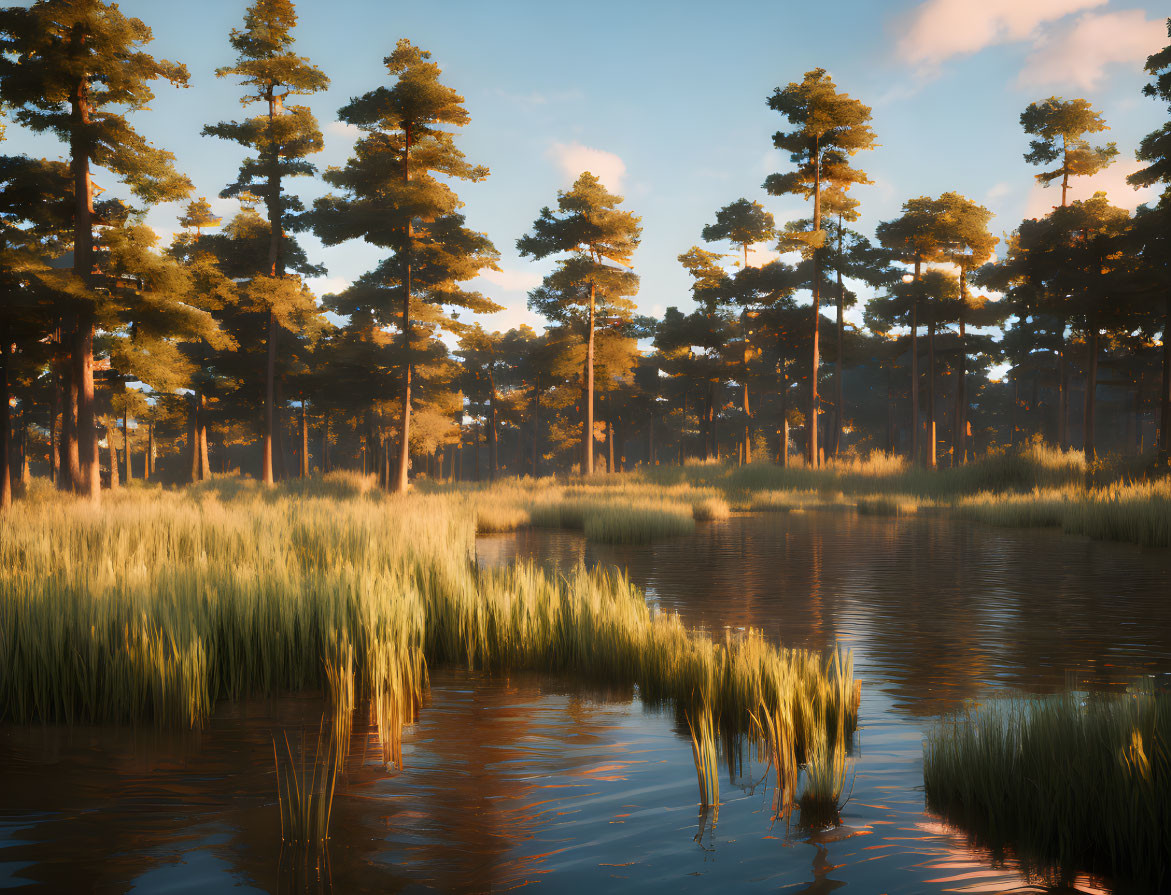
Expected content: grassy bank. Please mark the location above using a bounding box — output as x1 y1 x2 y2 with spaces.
0 474 856 783
924 685 1170 890
452 445 1171 551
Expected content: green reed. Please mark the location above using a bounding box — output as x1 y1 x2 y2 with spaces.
274 723 338 847
924 684 1170 890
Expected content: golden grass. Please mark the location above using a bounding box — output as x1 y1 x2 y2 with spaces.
691 496 731 522
0 478 857 792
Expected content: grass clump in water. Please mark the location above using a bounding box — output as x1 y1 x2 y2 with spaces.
274 723 338 848
856 495 919 517
924 683 1170 890
691 496 731 522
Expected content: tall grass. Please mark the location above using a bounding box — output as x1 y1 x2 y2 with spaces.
0 479 857 789
924 684 1170 890
956 479 1171 548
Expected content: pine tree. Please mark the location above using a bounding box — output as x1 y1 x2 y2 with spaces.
0 0 191 499
205 0 328 485
876 197 950 466
1129 17 1171 463
701 200 775 462
765 69 874 466
518 172 641 475
315 39 498 492
1022 97 1118 209
932 193 997 463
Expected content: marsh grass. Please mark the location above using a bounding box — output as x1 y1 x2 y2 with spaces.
687 707 720 808
924 684 1170 890
474 503 531 533
856 495 919 517
691 496 731 521
274 723 337 848
0 478 857 798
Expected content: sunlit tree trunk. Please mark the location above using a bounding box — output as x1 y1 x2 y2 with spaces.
582 280 596 475
1160 296 1171 466
910 256 921 466
123 407 131 483
1084 323 1099 462
0 328 10 510
106 424 119 490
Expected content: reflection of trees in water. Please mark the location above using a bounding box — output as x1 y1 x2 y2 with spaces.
493 514 1171 717
0 670 637 893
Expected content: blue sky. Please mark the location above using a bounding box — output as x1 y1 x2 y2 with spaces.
4 0 1168 333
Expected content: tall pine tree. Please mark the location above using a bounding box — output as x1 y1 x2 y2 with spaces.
765 69 874 466
204 0 328 485
314 39 499 492
0 0 191 499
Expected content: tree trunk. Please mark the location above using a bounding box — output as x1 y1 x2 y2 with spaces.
299 396 309 477
780 363 789 468
274 379 288 481
809 144 822 468
679 391 687 466
64 355 80 491
123 407 131 483
704 383 714 462
75 318 99 499
1010 374 1019 448
583 281 596 475
1084 325 1099 463
1058 327 1069 450
1160 295 1171 466
71 71 99 502
107 425 119 490
146 422 154 480
322 413 331 473
0 329 10 510
50 373 60 485
886 365 895 453
262 313 277 485
607 413 614 473
832 218 844 458
189 392 200 483
488 372 498 481
910 257 921 465
473 422 480 482
955 314 967 465
648 414 655 467
927 315 937 470
531 372 540 477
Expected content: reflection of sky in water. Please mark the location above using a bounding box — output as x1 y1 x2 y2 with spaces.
3 512 1167 892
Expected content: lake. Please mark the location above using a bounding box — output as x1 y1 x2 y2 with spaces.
2 510 1169 892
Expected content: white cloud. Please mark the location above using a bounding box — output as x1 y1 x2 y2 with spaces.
478 267 542 293
898 0 1105 68
986 182 1013 203
326 120 360 139
549 141 626 191
306 275 352 298
1017 10 1165 89
1024 158 1157 218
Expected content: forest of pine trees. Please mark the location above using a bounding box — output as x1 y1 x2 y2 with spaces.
1 0 1170 508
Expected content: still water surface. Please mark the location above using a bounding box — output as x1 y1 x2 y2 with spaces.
3 510 1170 892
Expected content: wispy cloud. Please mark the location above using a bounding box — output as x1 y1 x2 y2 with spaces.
549 141 626 191
478 267 542 293
897 0 1105 69
1017 10 1165 89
